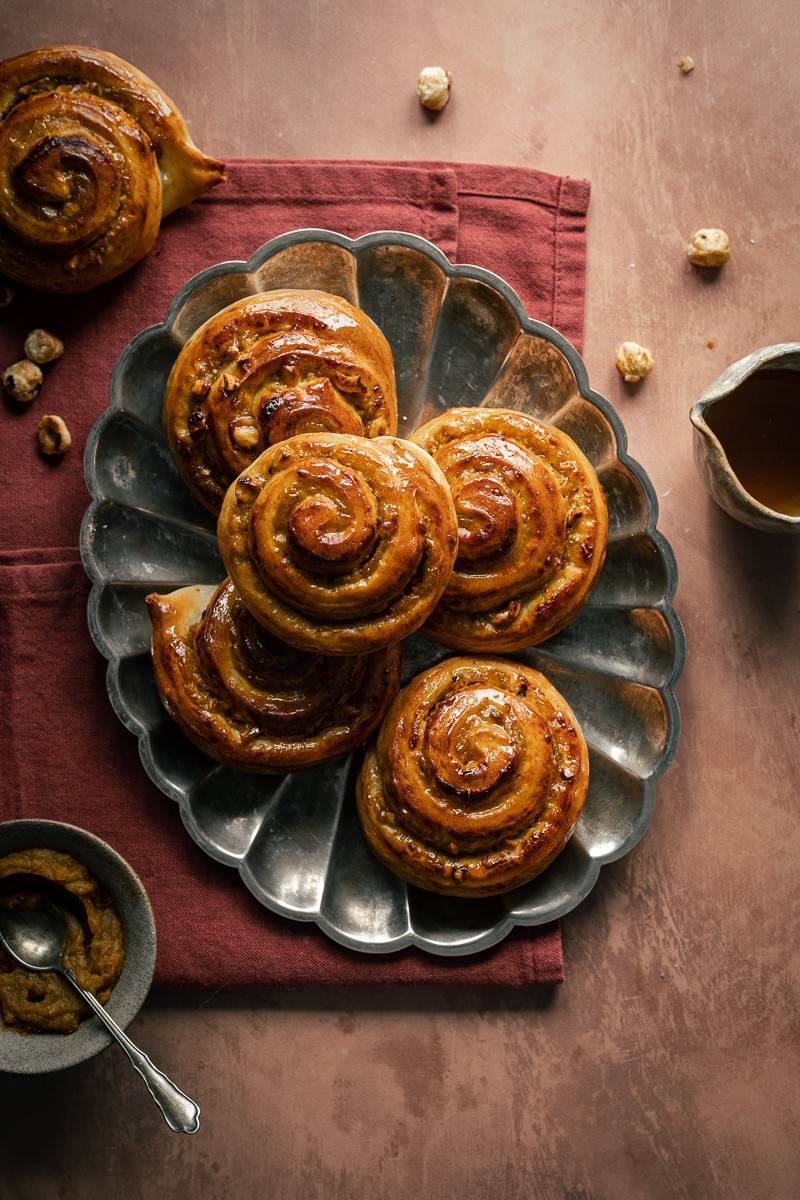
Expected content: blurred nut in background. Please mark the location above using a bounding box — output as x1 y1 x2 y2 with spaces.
37 414 72 456
417 66 452 111
688 228 731 267
615 341 654 384
0 279 15 307
24 328 65 365
2 358 43 403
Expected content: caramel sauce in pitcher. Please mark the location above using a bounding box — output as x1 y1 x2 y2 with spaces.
705 368 800 516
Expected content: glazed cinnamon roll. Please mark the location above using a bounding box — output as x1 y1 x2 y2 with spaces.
357 657 589 897
164 290 398 513
0 46 224 292
146 579 400 771
411 409 608 651
217 433 458 655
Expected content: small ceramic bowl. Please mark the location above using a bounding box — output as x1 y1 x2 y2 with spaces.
690 342 800 534
0 820 156 1074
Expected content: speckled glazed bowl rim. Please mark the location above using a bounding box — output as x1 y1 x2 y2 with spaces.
80 228 686 957
0 820 156 1074
690 341 800 529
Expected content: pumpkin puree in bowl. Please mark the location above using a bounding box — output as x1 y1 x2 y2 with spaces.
0 849 125 1034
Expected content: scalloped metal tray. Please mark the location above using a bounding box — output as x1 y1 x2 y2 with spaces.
81 229 685 957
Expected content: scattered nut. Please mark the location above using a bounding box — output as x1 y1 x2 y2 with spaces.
417 66 452 111
37 414 72 456
706 339 716 349
24 328 64 365
677 56 695 74
615 342 654 384
0 278 15 307
688 228 731 267
3 358 43 403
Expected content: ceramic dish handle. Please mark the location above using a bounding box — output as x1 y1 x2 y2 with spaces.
64 968 200 1133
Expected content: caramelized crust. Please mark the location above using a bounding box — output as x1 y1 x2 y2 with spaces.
411 408 608 650
217 432 458 655
0 45 225 292
146 580 400 772
164 290 398 513
357 657 589 897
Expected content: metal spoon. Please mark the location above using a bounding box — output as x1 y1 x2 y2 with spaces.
0 901 200 1133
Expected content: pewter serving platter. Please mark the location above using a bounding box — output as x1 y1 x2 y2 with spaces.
81 229 685 957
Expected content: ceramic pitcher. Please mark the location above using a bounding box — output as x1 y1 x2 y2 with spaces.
690 342 800 534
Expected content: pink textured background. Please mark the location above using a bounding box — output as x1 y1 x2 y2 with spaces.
1 2 799 1198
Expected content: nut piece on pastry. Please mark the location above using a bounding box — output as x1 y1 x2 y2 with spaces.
687 227 731 268
218 432 458 656
24 328 64 364
3 358 42 403
37 413 71 455
164 290 399 513
0 45 225 293
411 408 608 652
417 66 453 111
146 579 401 772
615 341 654 384
357 657 589 897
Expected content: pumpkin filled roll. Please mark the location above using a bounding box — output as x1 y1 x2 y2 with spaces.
357 657 589 897
411 408 608 651
147 580 400 771
0 45 224 292
164 290 398 513
217 433 458 655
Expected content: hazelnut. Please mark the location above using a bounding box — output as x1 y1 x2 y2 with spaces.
615 342 654 384
24 328 64 365
230 418 261 450
417 66 452 111
688 228 731 267
3 358 43 404
37 414 72 456
677 56 695 74
0 279 15 307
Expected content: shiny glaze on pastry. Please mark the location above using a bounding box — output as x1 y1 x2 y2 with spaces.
411 408 608 650
0 45 224 292
164 290 398 513
217 432 458 655
146 579 400 772
357 657 589 897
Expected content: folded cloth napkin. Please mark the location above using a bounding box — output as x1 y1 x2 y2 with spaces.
0 159 589 986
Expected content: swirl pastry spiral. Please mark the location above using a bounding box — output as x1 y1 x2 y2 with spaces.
411 408 608 651
357 657 589 896
0 45 225 292
146 579 400 771
164 290 398 513
218 432 458 655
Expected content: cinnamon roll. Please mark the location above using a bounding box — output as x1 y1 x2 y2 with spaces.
217 433 458 655
411 408 608 650
146 579 400 771
164 290 398 513
0 45 224 292
357 657 589 897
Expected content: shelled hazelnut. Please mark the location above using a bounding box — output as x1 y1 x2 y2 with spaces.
688 228 731 267
24 328 65 365
2 359 43 404
37 414 72 456
615 342 654 384
417 66 452 111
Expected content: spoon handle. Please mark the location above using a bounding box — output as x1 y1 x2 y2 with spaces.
63 969 200 1133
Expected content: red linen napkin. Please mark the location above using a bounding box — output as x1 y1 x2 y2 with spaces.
0 159 589 986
